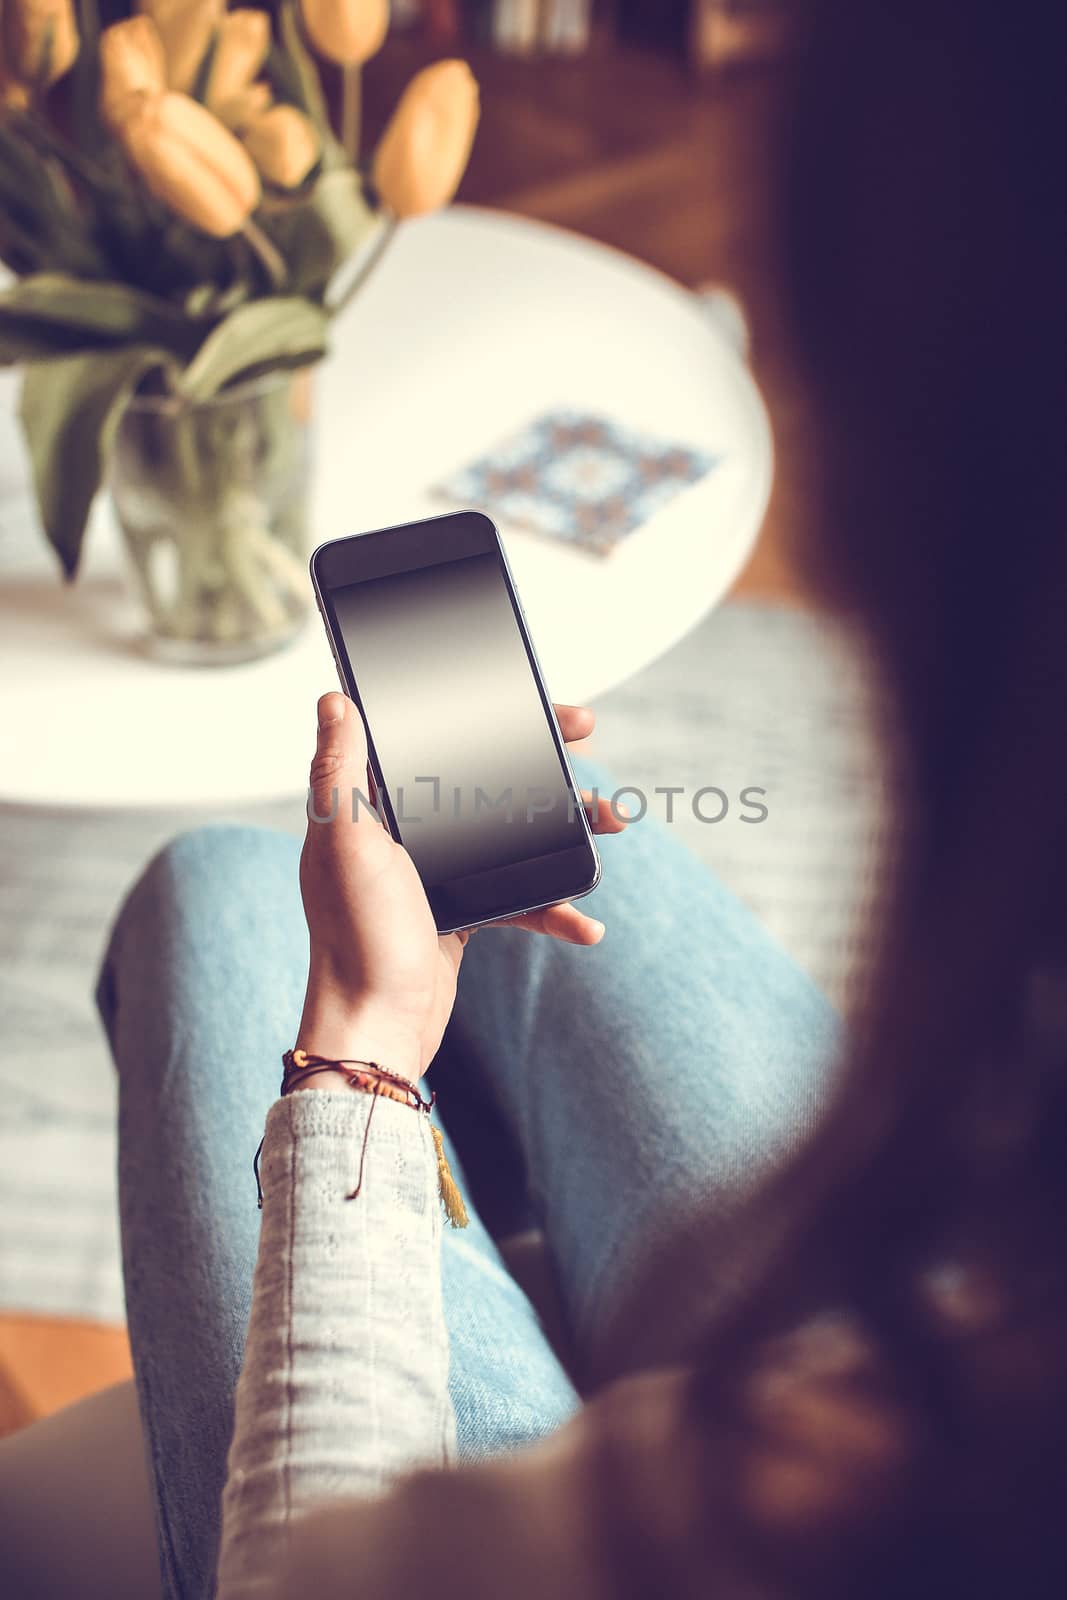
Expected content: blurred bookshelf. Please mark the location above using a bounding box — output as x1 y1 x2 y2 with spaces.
362 9 792 285
388 2 792 68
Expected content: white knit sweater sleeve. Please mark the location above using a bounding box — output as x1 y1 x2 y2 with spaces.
215 1089 456 1600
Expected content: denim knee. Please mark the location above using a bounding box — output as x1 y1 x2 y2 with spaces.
94 823 302 1039
137 822 300 906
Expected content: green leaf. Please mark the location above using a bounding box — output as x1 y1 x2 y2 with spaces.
0 323 89 364
0 274 197 359
259 169 377 299
97 199 238 302
69 1 106 153
19 345 172 579
0 124 108 279
178 297 328 403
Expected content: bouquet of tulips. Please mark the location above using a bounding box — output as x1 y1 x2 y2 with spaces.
0 0 480 585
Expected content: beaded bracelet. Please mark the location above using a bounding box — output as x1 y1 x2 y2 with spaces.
253 1047 468 1228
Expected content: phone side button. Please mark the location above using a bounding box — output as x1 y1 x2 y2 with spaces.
328 644 346 692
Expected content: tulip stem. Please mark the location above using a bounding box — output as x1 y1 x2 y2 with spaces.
240 219 289 292
341 66 361 163
329 215 399 319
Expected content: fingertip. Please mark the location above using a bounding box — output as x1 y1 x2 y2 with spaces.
558 703 596 742
317 691 346 730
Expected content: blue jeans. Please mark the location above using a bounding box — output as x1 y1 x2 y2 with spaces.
95 760 838 1600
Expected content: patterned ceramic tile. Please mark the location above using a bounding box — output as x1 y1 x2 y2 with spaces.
434 409 721 555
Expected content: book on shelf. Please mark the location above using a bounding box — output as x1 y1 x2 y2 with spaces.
689 0 793 69
424 0 462 39
543 0 594 54
492 0 540 54
491 0 594 56
389 0 424 28
465 0 497 43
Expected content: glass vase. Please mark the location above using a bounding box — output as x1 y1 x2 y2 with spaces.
109 369 314 665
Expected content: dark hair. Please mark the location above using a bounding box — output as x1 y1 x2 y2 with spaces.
773 0 1067 1357
600 3 1067 1593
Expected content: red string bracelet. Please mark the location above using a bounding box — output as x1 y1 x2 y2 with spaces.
253 1048 468 1227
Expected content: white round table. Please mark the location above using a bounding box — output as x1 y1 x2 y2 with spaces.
0 206 772 810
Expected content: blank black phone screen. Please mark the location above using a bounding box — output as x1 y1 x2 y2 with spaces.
330 553 587 890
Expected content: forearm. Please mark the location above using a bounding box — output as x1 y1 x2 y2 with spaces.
215 1090 455 1600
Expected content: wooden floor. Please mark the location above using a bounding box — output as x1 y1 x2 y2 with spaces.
0 1315 134 1437
0 40 816 1441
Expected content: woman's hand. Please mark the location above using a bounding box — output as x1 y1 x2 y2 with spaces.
295 692 626 1084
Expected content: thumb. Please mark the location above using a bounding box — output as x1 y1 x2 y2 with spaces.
308 692 371 824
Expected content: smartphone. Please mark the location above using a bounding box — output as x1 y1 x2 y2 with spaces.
309 510 601 934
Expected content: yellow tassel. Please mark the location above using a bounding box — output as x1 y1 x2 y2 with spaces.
431 1124 469 1229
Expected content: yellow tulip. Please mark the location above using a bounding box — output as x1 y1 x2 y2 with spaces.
98 17 166 133
242 104 319 188
118 90 260 238
137 0 222 95
3 0 79 89
299 0 389 68
372 59 479 220
212 80 272 135
205 9 269 119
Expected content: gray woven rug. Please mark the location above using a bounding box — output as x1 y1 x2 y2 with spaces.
0 593 889 1325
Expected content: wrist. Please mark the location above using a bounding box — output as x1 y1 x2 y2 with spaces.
296 983 422 1085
